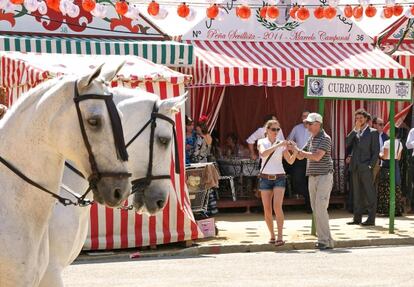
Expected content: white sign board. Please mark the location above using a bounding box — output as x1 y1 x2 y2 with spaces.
305 76 412 101
0 1 164 39
180 0 371 43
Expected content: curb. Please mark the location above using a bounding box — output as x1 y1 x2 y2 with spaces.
76 237 414 262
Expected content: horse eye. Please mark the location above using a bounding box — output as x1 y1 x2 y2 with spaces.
87 117 101 128
158 136 171 146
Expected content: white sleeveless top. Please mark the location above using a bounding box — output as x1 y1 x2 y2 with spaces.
257 137 286 175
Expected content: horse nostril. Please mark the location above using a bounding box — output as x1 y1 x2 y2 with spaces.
156 200 165 209
114 188 121 200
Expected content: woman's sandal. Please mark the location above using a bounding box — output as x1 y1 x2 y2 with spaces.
268 239 276 244
275 240 285 247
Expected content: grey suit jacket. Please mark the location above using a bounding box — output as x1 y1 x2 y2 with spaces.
346 127 380 172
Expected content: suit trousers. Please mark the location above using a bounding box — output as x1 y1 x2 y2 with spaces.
352 166 377 223
291 158 310 209
308 173 334 247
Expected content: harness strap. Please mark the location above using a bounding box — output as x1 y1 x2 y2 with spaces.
0 156 79 206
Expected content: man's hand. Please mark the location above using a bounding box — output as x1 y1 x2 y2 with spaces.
354 121 362 131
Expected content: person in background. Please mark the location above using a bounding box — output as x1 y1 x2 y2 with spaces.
185 116 196 165
406 127 414 214
247 114 285 160
223 133 240 158
257 119 297 247
0 104 7 120
192 116 213 163
346 109 380 226
372 117 389 182
292 113 334 250
377 128 404 216
288 110 312 213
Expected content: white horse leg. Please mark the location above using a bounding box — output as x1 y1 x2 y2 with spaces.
38 266 64 287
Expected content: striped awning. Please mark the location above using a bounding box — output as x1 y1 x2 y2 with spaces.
389 43 414 75
0 34 193 67
186 40 410 87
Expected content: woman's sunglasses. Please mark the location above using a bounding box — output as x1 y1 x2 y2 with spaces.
269 127 281 132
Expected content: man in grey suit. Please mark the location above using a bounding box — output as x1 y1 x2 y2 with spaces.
346 109 380 226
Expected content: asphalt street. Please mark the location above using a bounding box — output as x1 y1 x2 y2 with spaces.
63 246 414 287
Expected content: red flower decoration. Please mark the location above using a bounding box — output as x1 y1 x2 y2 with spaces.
199 115 208 123
110 15 139 33
32 0 93 32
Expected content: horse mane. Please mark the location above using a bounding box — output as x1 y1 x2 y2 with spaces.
7 77 62 115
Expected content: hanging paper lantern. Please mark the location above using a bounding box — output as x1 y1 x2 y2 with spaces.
236 4 251 19
177 2 190 18
267 5 279 19
37 0 47 14
410 5 414 16
67 3 79 17
313 6 324 19
10 0 24 5
365 4 377 17
46 0 60 12
393 4 403 16
24 0 39 12
206 4 219 19
353 5 363 19
91 3 107 18
147 0 159 16
382 6 393 18
323 6 337 19
289 5 299 19
344 5 353 18
82 0 96 13
115 0 128 16
259 6 268 18
289 5 298 19
296 6 309 21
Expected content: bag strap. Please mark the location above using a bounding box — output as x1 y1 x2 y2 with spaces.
260 140 280 174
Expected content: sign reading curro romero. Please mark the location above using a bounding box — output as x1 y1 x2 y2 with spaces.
304 76 412 101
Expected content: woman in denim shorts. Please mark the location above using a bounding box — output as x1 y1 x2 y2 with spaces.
257 120 297 246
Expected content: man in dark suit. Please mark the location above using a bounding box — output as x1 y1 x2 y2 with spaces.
346 109 380 226
372 117 389 182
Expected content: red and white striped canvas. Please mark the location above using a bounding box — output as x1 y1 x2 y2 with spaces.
184 40 409 87
0 52 202 250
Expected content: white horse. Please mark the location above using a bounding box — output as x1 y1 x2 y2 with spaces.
39 87 186 287
0 65 132 287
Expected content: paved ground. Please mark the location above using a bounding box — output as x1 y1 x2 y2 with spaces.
79 210 414 260
205 210 414 246
65 246 414 287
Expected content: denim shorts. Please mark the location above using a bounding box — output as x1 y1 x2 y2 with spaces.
259 176 286 190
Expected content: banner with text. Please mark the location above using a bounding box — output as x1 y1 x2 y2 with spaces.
305 76 412 101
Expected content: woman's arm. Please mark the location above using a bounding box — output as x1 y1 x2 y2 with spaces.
258 141 286 158
380 147 388 160
283 149 297 165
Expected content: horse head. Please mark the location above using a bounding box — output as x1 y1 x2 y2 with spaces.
50 63 131 207
114 88 187 214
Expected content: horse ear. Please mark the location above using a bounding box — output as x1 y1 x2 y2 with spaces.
158 92 188 115
77 63 105 90
99 60 126 83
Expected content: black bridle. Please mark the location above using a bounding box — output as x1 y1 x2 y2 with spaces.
0 81 131 207
125 102 180 196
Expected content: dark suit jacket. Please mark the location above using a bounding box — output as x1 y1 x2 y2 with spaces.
346 127 380 172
